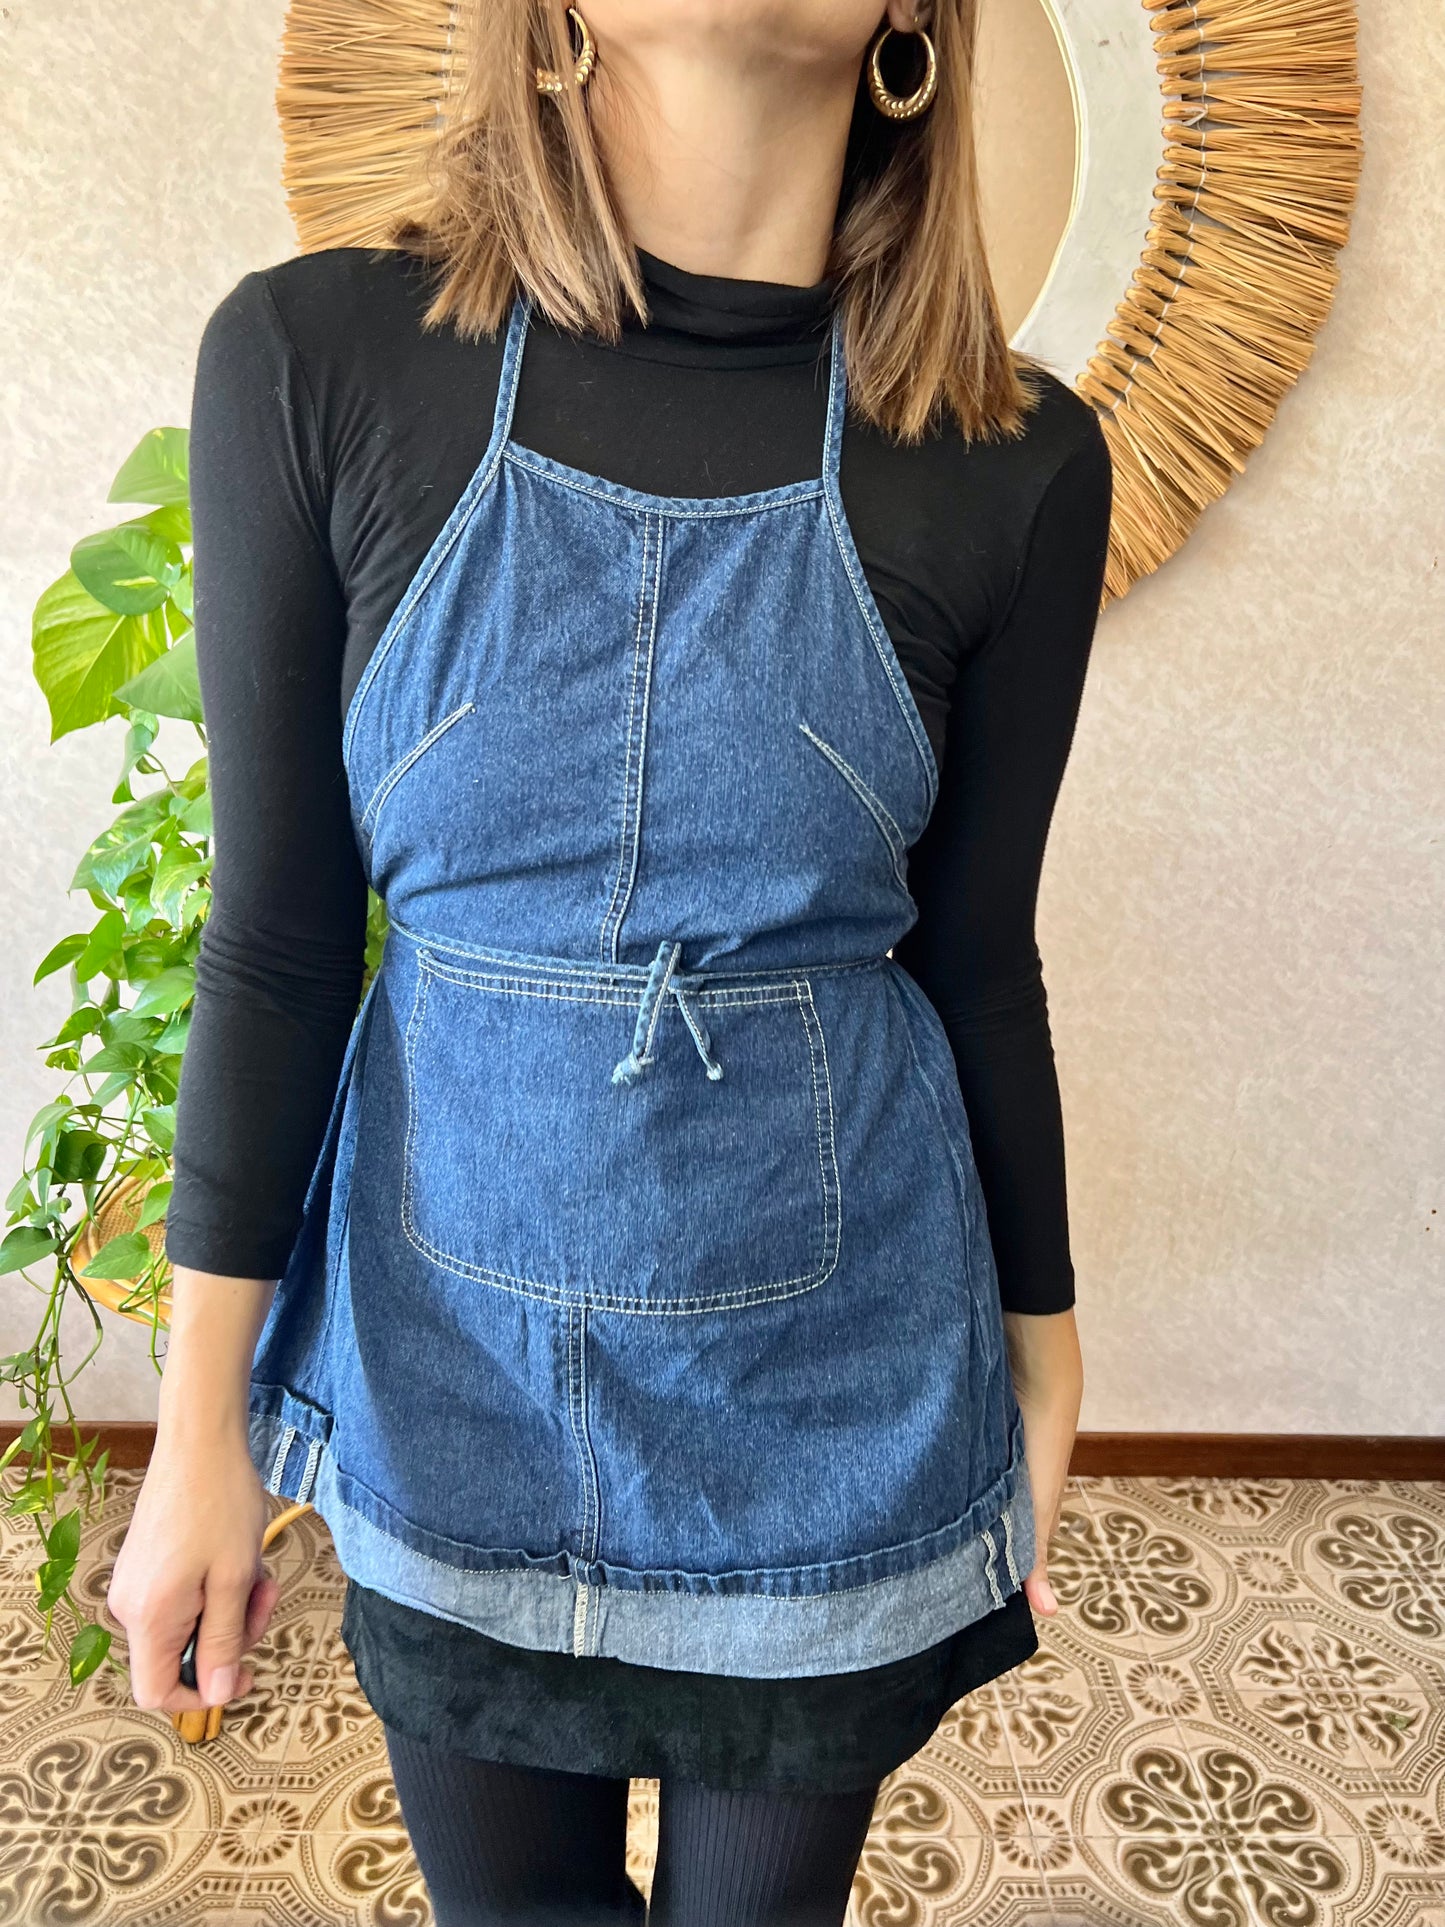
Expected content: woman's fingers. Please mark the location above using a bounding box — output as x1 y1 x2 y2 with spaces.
104 1419 279 1718
244 1570 283 1650
1023 1563 1060 1616
115 1585 206 1711
190 1566 262 1706
115 1577 248 1714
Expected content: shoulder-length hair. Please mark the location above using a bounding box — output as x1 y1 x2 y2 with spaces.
389 1 1045 444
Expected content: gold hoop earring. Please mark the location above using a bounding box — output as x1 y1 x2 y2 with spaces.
866 24 938 120
536 7 596 94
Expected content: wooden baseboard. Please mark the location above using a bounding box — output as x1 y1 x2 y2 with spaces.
1069 1433 1444 1480
3 1423 1442 1481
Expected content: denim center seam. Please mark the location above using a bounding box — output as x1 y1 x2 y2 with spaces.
599 512 662 963
567 1303 603 1655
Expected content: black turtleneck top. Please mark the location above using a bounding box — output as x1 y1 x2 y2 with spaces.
167 244 1111 1791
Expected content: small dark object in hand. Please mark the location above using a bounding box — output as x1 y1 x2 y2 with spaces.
179 1612 203 1692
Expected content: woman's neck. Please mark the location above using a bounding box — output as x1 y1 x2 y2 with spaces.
584 14 860 288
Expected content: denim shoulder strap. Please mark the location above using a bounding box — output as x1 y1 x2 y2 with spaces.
483 289 531 465
820 303 848 495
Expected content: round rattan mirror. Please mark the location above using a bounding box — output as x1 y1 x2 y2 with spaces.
276 0 1362 604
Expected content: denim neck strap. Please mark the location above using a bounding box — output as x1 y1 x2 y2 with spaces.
489 287 847 489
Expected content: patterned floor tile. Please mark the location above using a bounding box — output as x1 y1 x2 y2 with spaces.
22 1828 262 1927
1300 1487 1445 1652
848 1765 1032 1926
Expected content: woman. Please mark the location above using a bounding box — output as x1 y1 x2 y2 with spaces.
108 2 1105 1920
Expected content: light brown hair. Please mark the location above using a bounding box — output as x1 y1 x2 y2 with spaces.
389 2 1046 444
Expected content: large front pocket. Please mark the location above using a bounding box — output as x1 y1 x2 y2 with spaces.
400 953 842 1314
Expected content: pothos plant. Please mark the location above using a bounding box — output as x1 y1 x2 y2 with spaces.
1 427 386 1690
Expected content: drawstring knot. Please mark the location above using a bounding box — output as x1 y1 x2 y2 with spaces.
612 939 723 1085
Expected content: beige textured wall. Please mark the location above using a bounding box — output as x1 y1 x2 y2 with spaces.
1048 4 1443 1436
1 2 1439 1432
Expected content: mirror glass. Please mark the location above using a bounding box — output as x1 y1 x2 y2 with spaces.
974 0 1077 342
977 0 1163 382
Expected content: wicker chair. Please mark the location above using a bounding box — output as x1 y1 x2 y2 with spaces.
71 1172 310 1744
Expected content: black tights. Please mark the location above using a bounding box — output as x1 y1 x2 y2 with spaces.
384 1723 879 1926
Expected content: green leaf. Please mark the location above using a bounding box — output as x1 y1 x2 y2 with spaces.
79 1231 153 1281
178 885 211 931
36 1555 76 1615
141 1105 176 1154
7 1482 51 1517
69 1622 112 1685
152 1012 191 1056
80 1040 146 1075
71 909 126 983
107 427 189 508
0 1226 60 1275
46 1509 82 1564
173 789 211 836
98 1010 157 1047
151 847 208 924
114 714 159 800
32 573 169 742
33 933 87 985
73 837 152 902
170 560 194 619
123 891 163 933
25 1098 73 1155
121 938 171 984
142 502 191 546
129 966 194 1019
70 793 170 898
114 634 203 726
71 521 183 616
50 1130 108 1184
135 1181 172 1230
51 1007 104 1048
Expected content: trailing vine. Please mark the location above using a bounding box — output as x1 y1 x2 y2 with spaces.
2 425 384 1688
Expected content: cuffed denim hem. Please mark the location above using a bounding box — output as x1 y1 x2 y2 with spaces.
249 1404 1035 1677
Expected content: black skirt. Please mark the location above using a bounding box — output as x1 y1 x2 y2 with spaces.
340 1577 1038 1794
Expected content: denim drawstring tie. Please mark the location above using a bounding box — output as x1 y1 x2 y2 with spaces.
612 939 723 1085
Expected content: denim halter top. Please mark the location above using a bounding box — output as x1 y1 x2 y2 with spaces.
247 288 1034 1676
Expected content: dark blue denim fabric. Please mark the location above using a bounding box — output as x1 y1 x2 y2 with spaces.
248 292 1033 1675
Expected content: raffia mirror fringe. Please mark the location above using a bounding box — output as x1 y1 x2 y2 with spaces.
275 0 1363 606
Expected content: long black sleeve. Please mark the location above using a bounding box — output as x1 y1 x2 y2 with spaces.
165 275 368 1277
892 425 1113 1314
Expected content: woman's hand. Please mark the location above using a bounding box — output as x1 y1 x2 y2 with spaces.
107 1417 280 1712
106 1267 283 1713
1001 1306 1084 1618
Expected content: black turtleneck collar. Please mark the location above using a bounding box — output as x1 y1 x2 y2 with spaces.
570 244 837 368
